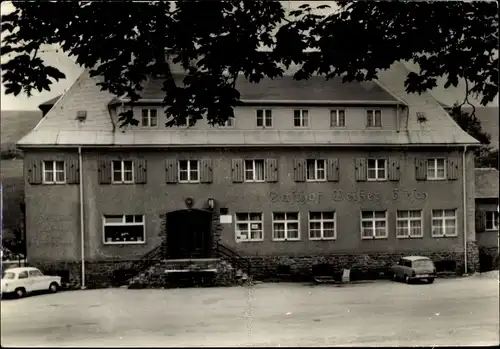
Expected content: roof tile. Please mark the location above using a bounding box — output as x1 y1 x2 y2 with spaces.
475 168 499 199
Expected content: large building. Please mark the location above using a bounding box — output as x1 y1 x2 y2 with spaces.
17 62 483 288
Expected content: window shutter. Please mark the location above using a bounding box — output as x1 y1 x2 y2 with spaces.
388 157 400 181
66 158 80 184
415 158 427 181
134 159 147 184
447 156 459 180
327 158 339 182
200 158 213 183
98 159 111 184
165 158 177 184
354 158 367 181
265 158 278 182
232 159 244 183
293 159 306 182
26 159 42 185
475 211 486 233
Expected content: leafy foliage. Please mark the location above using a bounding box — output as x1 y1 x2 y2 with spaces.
449 103 498 169
2 1 498 128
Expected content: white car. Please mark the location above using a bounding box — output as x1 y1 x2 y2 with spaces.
1 267 62 298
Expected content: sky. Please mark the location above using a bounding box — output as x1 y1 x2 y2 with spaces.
0 1 497 111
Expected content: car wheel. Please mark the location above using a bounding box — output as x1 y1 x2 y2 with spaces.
49 282 59 293
405 275 411 284
15 287 26 298
427 278 435 284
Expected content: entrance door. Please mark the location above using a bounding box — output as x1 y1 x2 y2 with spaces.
165 209 213 259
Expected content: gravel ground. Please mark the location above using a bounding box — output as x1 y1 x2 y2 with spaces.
1 276 499 347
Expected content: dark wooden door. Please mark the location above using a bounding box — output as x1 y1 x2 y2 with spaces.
165 209 213 259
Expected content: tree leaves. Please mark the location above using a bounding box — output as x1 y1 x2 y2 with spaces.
1 1 498 129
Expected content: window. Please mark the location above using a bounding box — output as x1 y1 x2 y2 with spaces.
256 109 273 127
293 110 309 127
427 158 446 180
221 118 234 128
28 270 43 277
103 214 145 244
43 160 66 184
112 160 134 183
361 211 388 239
178 115 191 127
367 159 387 181
309 212 336 240
273 212 300 241
431 209 457 237
18 271 28 279
367 110 382 127
306 159 326 181
396 210 423 238
141 109 158 127
178 160 199 183
244 159 265 182
330 110 346 127
235 213 263 241
486 211 499 231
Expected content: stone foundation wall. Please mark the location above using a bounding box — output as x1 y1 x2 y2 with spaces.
245 251 466 280
466 241 480 273
479 245 500 272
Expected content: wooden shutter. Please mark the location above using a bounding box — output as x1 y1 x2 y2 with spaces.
165 158 177 184
354 158 367 181
26 159 42 185
388 157 400 181
98 159 111 184
293 159 306 182
327 158 339 182
265 158 278 182
447 156 459 180
415 157 427 181
200 158 213 183
475 211 486 233
231 159 244 183
66 158 80 184
134 159 147 184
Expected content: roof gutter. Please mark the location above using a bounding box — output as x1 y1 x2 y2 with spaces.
108 98 403 106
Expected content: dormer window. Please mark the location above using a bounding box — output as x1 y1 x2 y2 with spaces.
366 110 382 127
141 109 158 127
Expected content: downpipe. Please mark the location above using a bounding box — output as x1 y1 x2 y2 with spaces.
79 146 86 289
462 145 468 275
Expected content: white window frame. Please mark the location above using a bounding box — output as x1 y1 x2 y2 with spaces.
306 159 326 182
140 108 158 128
427 158 447 180
396 210 423 238
111 160 134 184
367 158 387 181
256 109 273 128
360 211 388 239
330 109 346 128
244 159 265 182
431 209 458 237
366 109 382 127
102 214 146 245
308 212 336 240
42 160 66 184
272 212 301 241
234 213 264 242
485 211 499 231
293 109 309 128
220 118 234 128
178 160 200 183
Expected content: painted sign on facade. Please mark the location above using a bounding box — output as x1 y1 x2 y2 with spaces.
268 188 427 204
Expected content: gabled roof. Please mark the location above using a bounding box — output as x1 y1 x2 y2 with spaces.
464 107 499 150
17 62 481 148
475 168 499 199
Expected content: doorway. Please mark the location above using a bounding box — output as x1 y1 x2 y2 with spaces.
165 209 213 259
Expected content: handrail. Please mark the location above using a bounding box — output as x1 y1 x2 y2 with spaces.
216 242 251 274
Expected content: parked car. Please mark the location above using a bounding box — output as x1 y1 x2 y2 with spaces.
391 256 437 284
1 267 62 298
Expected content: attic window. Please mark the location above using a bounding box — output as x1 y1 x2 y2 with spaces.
76 110 87 122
